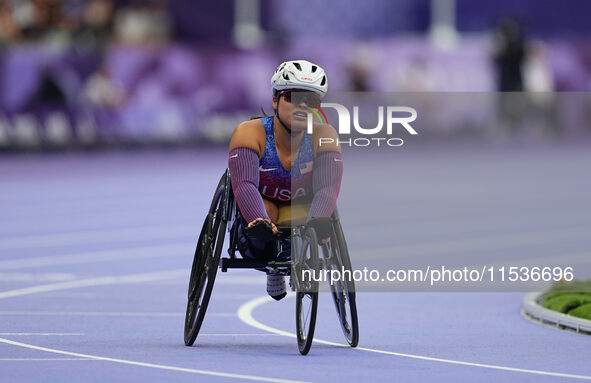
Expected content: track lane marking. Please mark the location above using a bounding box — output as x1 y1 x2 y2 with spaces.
0 311 232 317
0 269 188 299
196 333 282 337
0 269 312 383
4 224 590 270
0 358 92 361
0 244 191 270
0 272 76 281
357 225 591 259
0 333 83 336
237 294 591 381
0 338 311 383
0 224 197 250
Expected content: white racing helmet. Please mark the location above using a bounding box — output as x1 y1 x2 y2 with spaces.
271 60 327 97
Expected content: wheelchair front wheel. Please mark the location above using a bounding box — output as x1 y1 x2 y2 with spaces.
295 227 319 355
184 179 227 346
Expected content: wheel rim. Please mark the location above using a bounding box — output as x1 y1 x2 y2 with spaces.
295 228 319 355
184 179 226 346
326 237 358 346
298 293 314 340
185 259 210 333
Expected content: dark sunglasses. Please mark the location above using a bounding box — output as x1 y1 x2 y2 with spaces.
279 90 321 107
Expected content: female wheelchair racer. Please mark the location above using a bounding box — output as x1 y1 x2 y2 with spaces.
229 59 342 301
184 60 358 354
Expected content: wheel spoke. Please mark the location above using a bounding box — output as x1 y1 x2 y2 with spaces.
302 295 312 331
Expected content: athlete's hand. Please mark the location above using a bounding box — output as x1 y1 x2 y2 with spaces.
306 217 332 245
248 218 278 235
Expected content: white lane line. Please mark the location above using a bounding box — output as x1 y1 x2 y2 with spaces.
0 269 187 299
0 268 309 382
474 251 591 269
0 272 76 281
0 311 233 318
0 244 191 270
237 295 591 381
17 292 99 298
0 358 92 361
198 333 282 337
0 338 311 383
0 224 198 250
0 333 84 336
361 225 591 259
0 333 278 338
157 275 266 286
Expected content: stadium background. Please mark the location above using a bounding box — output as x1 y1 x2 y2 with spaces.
1 2 591 381
0 0 590 149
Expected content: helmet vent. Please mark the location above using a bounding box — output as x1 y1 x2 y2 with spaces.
320 76 326 86
293 62 302 71
311 65 317 72
283 73 290 80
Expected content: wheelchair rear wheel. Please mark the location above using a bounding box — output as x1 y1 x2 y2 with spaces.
184 177 227 346
324 220 359 347
294 227 320 355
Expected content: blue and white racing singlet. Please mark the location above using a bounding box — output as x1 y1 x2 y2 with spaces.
258 116 314 203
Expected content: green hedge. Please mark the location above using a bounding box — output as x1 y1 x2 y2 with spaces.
542 280 591 320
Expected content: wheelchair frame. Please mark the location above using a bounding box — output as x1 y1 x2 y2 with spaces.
184 169 358 355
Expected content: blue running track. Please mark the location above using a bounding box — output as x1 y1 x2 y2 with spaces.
1 144 590 382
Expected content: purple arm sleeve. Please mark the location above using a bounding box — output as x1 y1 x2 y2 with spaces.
307 151 343 221
228 147 270 223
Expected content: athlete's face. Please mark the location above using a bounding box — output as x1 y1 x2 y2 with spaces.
274 90 321 134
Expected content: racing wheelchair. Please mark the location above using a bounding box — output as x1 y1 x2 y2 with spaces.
183 169 359 355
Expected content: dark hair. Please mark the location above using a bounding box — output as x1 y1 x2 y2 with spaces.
249 107 269 120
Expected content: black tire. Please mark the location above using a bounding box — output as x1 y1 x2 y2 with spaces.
184 177 227 346
295 227 319 355
326 220 359 347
